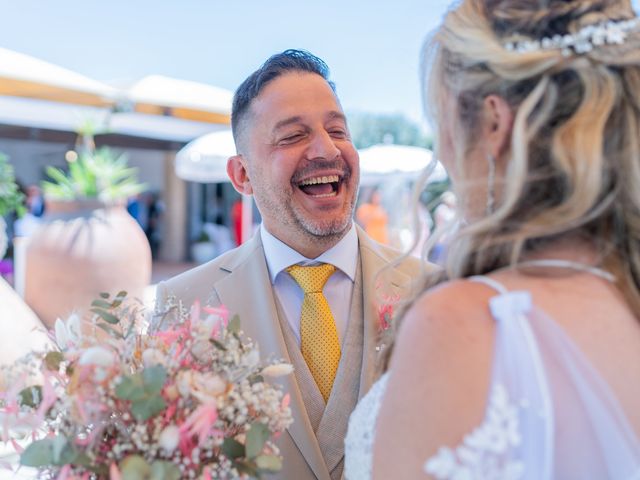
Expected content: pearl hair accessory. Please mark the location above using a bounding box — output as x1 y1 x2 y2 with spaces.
504 18 640 57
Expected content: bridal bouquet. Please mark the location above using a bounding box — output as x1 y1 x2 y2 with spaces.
0 292 293 479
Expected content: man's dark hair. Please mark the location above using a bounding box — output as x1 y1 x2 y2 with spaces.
231 49 336 145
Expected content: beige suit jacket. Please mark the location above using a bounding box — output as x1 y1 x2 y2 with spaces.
155 225 425 479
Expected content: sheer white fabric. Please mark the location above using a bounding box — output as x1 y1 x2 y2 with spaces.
344 277 640 479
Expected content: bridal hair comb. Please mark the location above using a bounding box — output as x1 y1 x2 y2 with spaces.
504 18 640 56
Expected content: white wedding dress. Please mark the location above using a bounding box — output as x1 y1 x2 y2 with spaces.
345 273 640 479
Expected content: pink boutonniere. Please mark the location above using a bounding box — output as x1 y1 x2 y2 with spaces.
377 302 395 333
375 290 401 354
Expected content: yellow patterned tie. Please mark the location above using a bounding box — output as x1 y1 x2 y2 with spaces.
287 263 340 403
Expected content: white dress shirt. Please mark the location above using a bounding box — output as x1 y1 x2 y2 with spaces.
260 223 358 346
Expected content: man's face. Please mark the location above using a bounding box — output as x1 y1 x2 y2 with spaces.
240 72 359 255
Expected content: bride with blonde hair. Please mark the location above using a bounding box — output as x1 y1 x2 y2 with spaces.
345 0 640 478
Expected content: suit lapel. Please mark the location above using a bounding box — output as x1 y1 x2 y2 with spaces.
358 227 413 397
213 234 330 480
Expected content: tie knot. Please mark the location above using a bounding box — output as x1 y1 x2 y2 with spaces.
287 263 337 293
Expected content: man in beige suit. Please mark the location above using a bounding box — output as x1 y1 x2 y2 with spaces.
156 50 423 480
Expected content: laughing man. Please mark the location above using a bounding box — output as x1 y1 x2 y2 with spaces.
156 50 423 480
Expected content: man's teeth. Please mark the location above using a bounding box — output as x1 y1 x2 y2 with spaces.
299 175 340 186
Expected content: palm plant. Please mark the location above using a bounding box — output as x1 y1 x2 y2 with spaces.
42 146 145 203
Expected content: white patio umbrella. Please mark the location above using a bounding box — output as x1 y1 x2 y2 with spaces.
175 130 254 244
358 143 447 185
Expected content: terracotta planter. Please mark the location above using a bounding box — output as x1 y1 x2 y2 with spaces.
24 200 152 328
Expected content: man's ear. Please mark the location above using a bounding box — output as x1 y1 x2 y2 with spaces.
227 155 253 195
482 94 513 159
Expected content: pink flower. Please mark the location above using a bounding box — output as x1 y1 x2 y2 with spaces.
377 303 394 332
109 463 122 480
180 401 220 445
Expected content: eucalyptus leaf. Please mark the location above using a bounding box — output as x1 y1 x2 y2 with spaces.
150 461 181 480
221 437 245 460
90 299 112 309
18 385 42 409
20 439 54 467
131 395 166 421
210 339 227 351
246 422 270 459
111 290 128 308
96 322 123 339
90 308 120 325
142 365 167 394
44 351 65 371
115 374 146 401
234 459 259 477
228 314 241 335
256 454 283 472
120 454 151 480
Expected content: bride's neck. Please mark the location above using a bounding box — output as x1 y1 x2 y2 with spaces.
520 237 603 266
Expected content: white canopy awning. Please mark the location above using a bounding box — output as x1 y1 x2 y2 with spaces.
0 47 118 107
126 75 232 124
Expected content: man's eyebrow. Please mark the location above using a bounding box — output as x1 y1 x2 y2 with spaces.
327 111 347 122
272 116 304 132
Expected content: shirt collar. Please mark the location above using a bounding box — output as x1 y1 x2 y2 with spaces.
260 223 358 284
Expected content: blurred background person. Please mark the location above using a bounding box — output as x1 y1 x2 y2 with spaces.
356 187 389 244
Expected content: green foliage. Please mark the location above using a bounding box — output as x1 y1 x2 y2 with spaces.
42 147 145 202
0 153 25 217
18 385 43 409
245 422 270 459
347 112 432 150
118 455 181 480
21 436 89 469
115 365 167 421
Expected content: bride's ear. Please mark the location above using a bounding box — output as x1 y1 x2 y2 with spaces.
482 95 513 159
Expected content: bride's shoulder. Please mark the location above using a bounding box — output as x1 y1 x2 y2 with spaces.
402 277 498 334
391 278 497 376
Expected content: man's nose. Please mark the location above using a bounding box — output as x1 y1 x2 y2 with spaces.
307 130 341 161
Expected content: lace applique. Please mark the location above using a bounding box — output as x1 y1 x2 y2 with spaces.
424 384 525 480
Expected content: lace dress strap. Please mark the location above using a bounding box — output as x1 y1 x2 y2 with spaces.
470 275 509 295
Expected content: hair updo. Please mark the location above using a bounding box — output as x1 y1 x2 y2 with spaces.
424 0 640 308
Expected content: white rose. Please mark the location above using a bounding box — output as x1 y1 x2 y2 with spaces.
141 348 165 368
79 346 114 367
158 425 180 453
176 371 195 397
191 340 213 362
195 372 227 396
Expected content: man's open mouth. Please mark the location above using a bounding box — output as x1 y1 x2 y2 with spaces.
297 174 341 198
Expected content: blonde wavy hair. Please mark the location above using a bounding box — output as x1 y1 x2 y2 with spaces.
382 0 640 369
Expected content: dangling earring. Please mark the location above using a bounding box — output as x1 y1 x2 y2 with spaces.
486 153 496 214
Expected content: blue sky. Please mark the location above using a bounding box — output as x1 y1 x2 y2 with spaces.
0 0 452 126
1 0 638 128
